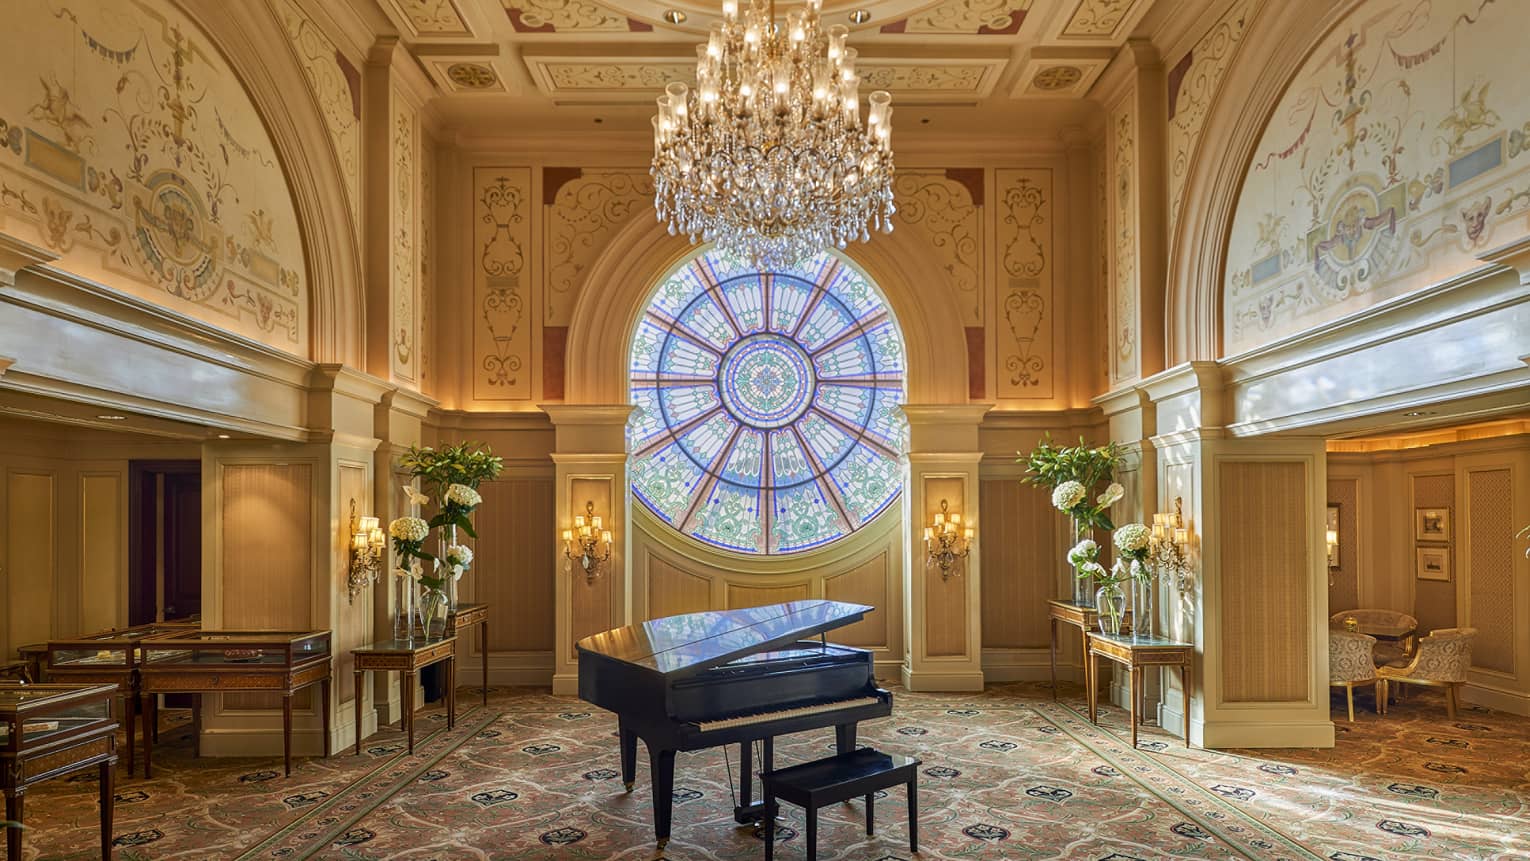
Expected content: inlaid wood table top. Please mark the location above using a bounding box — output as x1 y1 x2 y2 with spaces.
352 637 457 670
1085 632 1195 749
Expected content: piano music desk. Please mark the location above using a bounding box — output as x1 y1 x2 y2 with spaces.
760 748 920 861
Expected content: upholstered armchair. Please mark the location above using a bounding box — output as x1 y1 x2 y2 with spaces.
1377 627 1477 719
1328 630 1381 721
1328 609 1419 666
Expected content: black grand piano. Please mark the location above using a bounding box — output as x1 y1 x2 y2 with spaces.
577 600 892 848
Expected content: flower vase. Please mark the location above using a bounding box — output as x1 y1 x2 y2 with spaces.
394 572 416 642
1133 573 1155 641
419 585 450 641
440 525 459 614
1071 518 1095 607
1095 584 1126 636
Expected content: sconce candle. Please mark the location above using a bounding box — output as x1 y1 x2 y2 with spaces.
346 504 386 603
924 499 973 580
565 500 614 582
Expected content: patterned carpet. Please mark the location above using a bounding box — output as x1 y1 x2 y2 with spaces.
13 682 1529 860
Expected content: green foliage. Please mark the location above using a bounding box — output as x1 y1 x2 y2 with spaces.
1020 434 1122 490
399 442 504 494
428 510 478 540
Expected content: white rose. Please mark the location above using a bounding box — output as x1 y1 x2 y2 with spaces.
445 483 483 508
1067 539 1099 566
1097 482 1125 507
1052 481 1086 511
388 516 429 543
446 543 474 572
1113 523 1151 554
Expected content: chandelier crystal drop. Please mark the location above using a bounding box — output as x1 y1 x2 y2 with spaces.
651 0 896 269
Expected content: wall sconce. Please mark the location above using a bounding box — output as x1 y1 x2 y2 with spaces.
1325 503 1340 584
347 498 386 604
923 499 973 580
1150 496 1192 589
563 500 613 583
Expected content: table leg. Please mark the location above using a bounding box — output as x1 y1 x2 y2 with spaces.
1086 650 1097 724
865 791 874 835
403 670 416 755
123 689 136 778
143 695 155 779
763 792 775 861
907 778 918 853
1129 667 1140 750
6 790 22 861
100 758 114 859
282 693 293 777
1183 661 1193 747
1079 626 1091 703
1049 617 1058 700
321 679 332 758
446 658 456 730
480 618 489 707
806 805 817 861
354 670 365 755
192 694 202 759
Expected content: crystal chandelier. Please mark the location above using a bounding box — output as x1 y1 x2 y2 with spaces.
651 0 896 269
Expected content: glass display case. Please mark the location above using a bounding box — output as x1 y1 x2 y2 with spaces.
138 630 332 777
1 682 119 860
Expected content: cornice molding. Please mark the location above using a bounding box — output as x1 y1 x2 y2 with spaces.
444 130 1073 159
979 406 1103 429
310 363 394 404
1091 385 1152 417
540 404 637 426
1139 360 1223 405
0 233 59 288
386 386 440 420
901 403 995 426
0 356 13 378
429 408 553 430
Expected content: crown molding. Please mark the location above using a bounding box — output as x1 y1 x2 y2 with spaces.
0 233 59 288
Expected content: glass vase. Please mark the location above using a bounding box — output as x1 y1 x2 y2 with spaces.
440 525 459 613
1095 584 1126 636
420 585 450 641
1071 517 1095 607
1133 572 1155 641
394 573 416 642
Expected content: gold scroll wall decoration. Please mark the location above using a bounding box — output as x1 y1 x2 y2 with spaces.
0 0 305 350
545 170 654 325
893 172 982 326
391 100 419 381
1165 0 1253 244
274 0 361 231
389 0 472 36
891 0 1032 35
1060 0 1138 39
419 135 435 390
995 168 1053 400
1110 100 1138 384
473 167 533 400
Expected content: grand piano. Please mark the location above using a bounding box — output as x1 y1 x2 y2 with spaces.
577 600 892 848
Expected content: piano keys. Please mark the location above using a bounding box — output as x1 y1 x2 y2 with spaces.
576 600 893 849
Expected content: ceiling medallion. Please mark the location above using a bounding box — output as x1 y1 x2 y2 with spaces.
651 0 896 270
1032 65 1082 91
446 62 499 89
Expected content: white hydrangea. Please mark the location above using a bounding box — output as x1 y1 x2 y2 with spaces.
1114 522 1151 554
446 543 474 573
1096 482 1125 507
1067 539 1099 567
446 483 483 508
389 516 429 543
1052 480 1086 511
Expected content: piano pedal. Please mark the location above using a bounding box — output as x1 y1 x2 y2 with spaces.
734 800 769 824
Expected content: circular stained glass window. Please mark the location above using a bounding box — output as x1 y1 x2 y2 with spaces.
629 249 907 555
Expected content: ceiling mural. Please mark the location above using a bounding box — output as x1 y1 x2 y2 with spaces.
1224 0 1530 355
881 0 1031 35
274 0 362 231
0 0 307 351
384 0 473 36
1166 0 1254 241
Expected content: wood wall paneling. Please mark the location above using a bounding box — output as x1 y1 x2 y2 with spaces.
568 477 613 650
476 478 556 652
1466 468 1515 675
335 463 369 702
646 553 712 620
7 472 56 652
979 479 1053 649
79 472 123 634
1218 461 1311 703
1327 478 1360 612
822 553 889 648
1412 474 1457 634
923 476 969 658
726 581 812 609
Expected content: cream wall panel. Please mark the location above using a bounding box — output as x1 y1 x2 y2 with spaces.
334 462 370 703
78 472 123 634
646 554 712 621
1218 461 1310 703
6 472 55 652
1411 473 1457 633
475 477 556 652
726 582 813 610
1465 468 1515 675
1326 477 1360 612
822 554 889 648
568 476 614 652
221 464 314 628
922 475 970 658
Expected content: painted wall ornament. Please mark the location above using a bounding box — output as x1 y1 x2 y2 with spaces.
1225 0 1530 354
995 169 1053 399
473 168 533 399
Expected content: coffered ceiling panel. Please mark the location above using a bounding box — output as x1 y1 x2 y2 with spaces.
1050 0 1149 43
1009 46 1113 98
379 0 475 37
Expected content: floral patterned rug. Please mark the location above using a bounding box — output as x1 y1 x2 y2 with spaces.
14 682 1529 860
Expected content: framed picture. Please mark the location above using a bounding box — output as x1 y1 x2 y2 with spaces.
1415 507 1451 542
1416 546 1451 582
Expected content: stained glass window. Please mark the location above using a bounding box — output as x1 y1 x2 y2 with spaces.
629 249 906 555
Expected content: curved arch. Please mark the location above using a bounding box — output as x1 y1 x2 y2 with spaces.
179 0 365 365
1164 0 1361 363
566 216 970 405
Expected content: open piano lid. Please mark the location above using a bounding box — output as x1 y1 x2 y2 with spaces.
575 600 872 679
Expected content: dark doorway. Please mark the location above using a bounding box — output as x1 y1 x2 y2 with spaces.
129 461 203 626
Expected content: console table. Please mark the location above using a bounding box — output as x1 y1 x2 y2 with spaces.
353 636 456 755
1048 600 1131 701
139 630 332 777
1 682 119 861
448 603 489 707
1085 632 1194 749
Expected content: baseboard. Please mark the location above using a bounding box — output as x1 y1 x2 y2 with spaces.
198 725 328 758
551 672 578 696
1463 682 1530 716
901 666 985 692
1197 718 1335 749
1158 701 1189 740
981 648 1080 684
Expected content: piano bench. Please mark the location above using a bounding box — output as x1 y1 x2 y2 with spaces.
759 748 920 861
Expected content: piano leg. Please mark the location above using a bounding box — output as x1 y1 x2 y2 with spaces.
646 742 676 850
835 722 857 754
619 721 638 792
